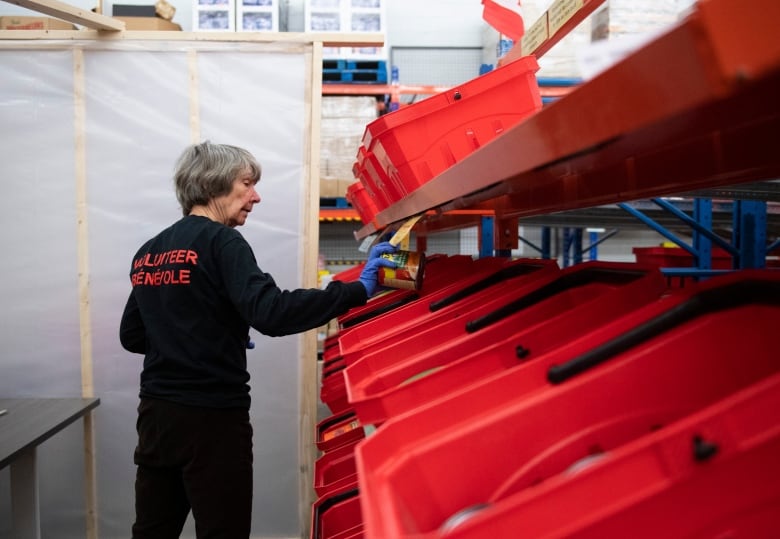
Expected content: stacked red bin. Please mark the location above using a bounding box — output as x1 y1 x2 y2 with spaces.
312 258 780 538
347 56 543 225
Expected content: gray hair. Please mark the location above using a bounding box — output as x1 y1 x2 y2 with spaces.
174 141 262 216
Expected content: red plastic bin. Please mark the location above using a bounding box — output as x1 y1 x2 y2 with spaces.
322 258 559 378
314 442 360 498
323 257 552 370
322 255 501 414
411 378 780 539
321 260 599 411
344 263 667 426
326 257 559 369
633 246 736 269
634 246 780 269
355 271 780 538
320 258 559 414
344 261 666 425
353 146 402 209
345 181 378 225
310 485 363 539
363 55 542 196
327 254 485 355
331 264 364 283
332 254 470 331
315 410 365 453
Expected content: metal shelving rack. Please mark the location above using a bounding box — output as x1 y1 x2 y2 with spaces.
352 0 780 271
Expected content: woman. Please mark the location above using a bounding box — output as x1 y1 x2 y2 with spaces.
119 141 395 538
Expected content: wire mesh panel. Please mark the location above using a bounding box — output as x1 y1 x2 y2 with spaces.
390 47 484 103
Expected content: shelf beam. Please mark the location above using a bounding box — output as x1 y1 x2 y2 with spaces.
0 26 384 45
322 84 450 96
321 83 576 100
319 207 361 222
356 0 780 239
3 0 125 30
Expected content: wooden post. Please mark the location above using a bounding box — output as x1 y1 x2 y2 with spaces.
73 47 99 539
299 39 324 539
188 49 200 144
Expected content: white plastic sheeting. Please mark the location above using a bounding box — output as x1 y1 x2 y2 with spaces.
0 40 312 538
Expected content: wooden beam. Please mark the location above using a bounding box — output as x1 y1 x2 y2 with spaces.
3 0 125 30
299 40 323 539
73 47 99 539
0 29 384 44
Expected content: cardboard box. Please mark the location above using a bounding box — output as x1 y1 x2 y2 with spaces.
0 16 76 30
319 96 377 200
320 177 351 199
114 16 181 30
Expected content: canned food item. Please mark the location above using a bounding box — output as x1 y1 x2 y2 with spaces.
377 250 425 290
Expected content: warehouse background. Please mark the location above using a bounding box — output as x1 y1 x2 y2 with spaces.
3 0 708 274
0 1 709 538
314 0 700 275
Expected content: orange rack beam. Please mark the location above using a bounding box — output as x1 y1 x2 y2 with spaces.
322 83 574 100
356 0 780 239
319 207 361 222
321 84 450 96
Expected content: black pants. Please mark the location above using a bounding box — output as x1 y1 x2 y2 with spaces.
132 398 253 539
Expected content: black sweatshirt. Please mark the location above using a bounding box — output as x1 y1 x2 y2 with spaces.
119 215 367 408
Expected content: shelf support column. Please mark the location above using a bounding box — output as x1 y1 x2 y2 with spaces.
541 227 551 259
693 198 713 269
562 228 583 268
734 200 767 269
588 229 599 261
479 216 494 258
581 228 619 262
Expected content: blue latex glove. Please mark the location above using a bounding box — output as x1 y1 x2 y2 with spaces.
359 241 399 296
368 241 398 260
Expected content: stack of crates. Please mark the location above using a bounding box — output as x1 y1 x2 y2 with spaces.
306 0 388 77
193 0 279 32
348 55 543 225
311 255 780 538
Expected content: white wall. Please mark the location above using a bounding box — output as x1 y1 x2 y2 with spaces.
0 41 310 539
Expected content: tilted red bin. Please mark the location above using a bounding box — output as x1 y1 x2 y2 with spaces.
322 255 514 371
323 257 559 374
410 378 780 539
315 410 365 454
344 261 667 426
314 441 360 499
310 485 363 539
345 181 378 225
321 255 517 414
331 254 475 335
320 257 561 415
327 258 559 366
321 258 559 415
353 145 402 209
363 55 542 197
355 271 780 538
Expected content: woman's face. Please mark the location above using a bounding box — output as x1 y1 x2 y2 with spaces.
212 170 261 227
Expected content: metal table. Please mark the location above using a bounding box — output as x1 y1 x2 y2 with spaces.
0 397 100 539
